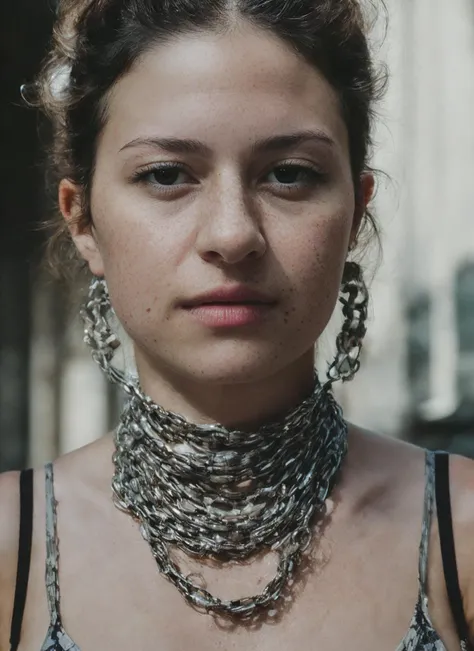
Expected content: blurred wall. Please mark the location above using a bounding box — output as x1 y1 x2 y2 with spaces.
0 0 54 471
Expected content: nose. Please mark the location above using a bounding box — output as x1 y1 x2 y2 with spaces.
195 182 267 266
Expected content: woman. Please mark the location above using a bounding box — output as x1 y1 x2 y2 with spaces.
1 0 473 649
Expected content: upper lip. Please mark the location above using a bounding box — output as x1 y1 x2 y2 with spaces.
182 286 277 307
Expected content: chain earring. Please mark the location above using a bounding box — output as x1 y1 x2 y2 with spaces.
80 277 127 387
325 261 369 387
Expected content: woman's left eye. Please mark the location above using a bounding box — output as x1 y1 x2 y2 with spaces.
264 164 323 188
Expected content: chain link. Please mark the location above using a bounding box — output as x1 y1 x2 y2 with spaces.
326 261 369 385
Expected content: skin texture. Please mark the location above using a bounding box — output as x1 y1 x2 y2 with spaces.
1 20 474 651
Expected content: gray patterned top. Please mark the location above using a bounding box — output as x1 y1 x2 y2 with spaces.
39 451 467 650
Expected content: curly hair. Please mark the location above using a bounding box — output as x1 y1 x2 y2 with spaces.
28 0 387 278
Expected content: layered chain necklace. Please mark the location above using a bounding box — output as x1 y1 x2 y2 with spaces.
111 375 348 618
81 278 349 617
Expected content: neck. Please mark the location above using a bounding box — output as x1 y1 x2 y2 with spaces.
132 348 317 431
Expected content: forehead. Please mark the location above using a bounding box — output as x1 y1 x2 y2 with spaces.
101 23 349 156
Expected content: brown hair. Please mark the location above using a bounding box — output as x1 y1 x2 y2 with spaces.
29 0 387 278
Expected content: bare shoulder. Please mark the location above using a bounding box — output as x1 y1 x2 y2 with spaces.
0 470 21 645
345 424 427 491
350 428 474 636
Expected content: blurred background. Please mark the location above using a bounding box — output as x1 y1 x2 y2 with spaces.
1 0 474 472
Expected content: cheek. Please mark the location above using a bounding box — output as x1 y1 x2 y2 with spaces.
280 215 350 308
90 177 194 283
91 210 175 332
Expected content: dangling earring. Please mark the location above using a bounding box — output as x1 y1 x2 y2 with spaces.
325 261 369 387
80 277 127 387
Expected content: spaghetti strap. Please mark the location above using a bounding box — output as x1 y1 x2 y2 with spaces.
40 463 81 650
9 468 34 651
44 462 62 625
417 449 435 612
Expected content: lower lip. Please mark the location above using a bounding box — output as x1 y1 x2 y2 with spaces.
184 303 274 327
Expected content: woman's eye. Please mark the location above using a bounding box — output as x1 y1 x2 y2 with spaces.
134 164 192 189
265 164 323 188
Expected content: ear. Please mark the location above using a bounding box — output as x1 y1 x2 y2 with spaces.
349 172 375 250
58 178 105 277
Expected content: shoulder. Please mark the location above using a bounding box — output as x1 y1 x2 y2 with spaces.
0 470 21 645
345 424 426 493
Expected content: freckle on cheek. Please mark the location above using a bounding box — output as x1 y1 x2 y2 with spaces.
146 308 151 313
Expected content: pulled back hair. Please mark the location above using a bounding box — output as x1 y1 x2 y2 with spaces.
30 0 387 277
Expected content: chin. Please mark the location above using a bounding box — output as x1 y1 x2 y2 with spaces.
161 340 308 386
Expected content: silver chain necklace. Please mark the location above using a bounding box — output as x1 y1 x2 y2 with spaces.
111 376 348 618
81 278 348 618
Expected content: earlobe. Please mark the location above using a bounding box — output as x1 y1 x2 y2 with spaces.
73 231 105 277
58 178 105 277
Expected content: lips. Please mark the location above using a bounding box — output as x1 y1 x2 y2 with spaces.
182 286 276 308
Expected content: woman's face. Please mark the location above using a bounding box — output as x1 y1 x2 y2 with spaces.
67 23 371 386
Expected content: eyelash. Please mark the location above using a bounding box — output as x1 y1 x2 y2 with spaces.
131 161 326 196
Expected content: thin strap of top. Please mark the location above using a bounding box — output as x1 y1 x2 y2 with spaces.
44 462 62 625
435 451 472 649
9 468 34 651
418 449 435 608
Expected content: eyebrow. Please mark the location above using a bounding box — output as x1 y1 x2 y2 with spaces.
119 130 336 156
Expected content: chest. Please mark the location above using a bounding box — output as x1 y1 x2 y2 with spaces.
19 503 460 651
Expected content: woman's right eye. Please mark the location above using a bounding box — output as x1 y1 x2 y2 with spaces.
132 164 194 190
